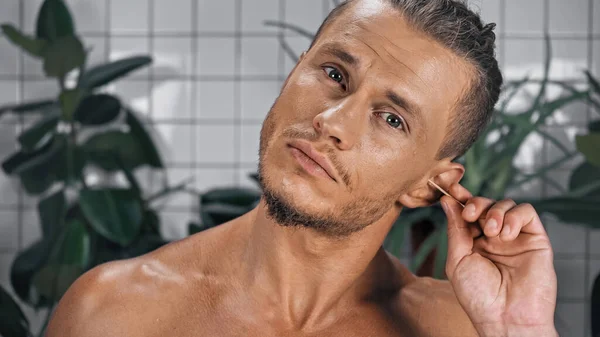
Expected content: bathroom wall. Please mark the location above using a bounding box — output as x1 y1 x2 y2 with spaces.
0 0 598 336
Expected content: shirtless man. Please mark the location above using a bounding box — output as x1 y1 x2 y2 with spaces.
46 0 558 336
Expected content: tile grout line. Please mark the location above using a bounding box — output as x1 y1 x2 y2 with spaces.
234 0 242 185
584 0 595 334
191 0 198 213
16 0 25 254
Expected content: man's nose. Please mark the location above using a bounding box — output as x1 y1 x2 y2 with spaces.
312 98 368 151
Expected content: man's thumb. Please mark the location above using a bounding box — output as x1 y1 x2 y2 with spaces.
441 196 473 280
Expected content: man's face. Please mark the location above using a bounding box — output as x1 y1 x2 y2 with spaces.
258 0 472 237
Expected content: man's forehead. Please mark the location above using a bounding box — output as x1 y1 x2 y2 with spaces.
311 2 474 140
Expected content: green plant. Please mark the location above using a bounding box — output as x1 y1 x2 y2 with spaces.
188 174 261 235
0 1 188 336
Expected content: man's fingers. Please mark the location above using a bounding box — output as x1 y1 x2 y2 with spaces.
467 198 517 238
501 203 547 241
448 183 473 203
441 195 473 281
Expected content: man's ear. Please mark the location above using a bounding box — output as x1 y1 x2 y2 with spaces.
397 162 465 209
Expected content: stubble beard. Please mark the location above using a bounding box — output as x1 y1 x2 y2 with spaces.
257 110 397 239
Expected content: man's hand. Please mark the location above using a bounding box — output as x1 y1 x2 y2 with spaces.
440 183 558 337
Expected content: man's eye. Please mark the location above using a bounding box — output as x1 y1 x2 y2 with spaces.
379 112 404 129
323 66 345 85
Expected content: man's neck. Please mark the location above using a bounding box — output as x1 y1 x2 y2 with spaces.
239 200 402 330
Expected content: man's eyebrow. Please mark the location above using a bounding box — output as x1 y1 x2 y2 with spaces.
320 43 359 66
386 90 424 127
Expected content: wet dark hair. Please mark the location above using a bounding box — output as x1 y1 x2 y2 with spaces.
310 0 503 159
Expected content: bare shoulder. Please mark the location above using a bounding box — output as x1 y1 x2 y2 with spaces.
394 276 478 337
46 221 239 337
45 257 150 337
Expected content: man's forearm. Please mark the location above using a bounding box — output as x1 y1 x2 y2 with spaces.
475 323 559 337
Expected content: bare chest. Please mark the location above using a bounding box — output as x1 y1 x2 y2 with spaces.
128 298 413 337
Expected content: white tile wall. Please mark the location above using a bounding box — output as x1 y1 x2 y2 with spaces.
196 38 236 76
284 0 326 32
197 81 236 120
110 0 149 33
0 211 19 250
556 258 587 299
556 302 586 337
548 0 589 35
240 124 262 165
240 80 280 121
196 124 236 163
241 37 280 76
242 0 279 32
0 39 19 76
197 0 236 32
153 0 193 32
504 0 545 35
0 1 598 336
152 80 194 119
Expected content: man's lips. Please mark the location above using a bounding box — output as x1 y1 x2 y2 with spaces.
288 140 338 182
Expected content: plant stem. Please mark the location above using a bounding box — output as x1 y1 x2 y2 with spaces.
509 151 578 188
146 177 196 204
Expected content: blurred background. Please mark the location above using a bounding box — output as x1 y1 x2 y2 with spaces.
0 0 599 336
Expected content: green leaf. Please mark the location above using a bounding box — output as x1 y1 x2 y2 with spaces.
248 172 260 184
83 130 157 171
201 187 261 207
1 24 46 58
10 240 53 306
82 108 163 171
17 115 58 151
576 134 600 167
586 70 600 96
140 209 160 235
589 121 600 133
42 35 86 78
37 189 66 238
74 94 121 125
79 188 143 246
393 207 434 228
53 218 91 266
59 88 83 121
527 35 552 120
31 264 82 302
384 220 406 258
410 226 442 273
2 136 65 175
125 109 163 168
35 0 75 42
536 91 589 125
530 197 600 228
433 225 448 279
15 141 86 195
79 56 152 89
18 165 59 196
90 232 165 265
188 222 204 235
0 99 57 116
0 286 31 337
570 162 600 198
123 234 166 257
201 203 252 228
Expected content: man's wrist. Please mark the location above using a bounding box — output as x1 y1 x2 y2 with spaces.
475 323 559 337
